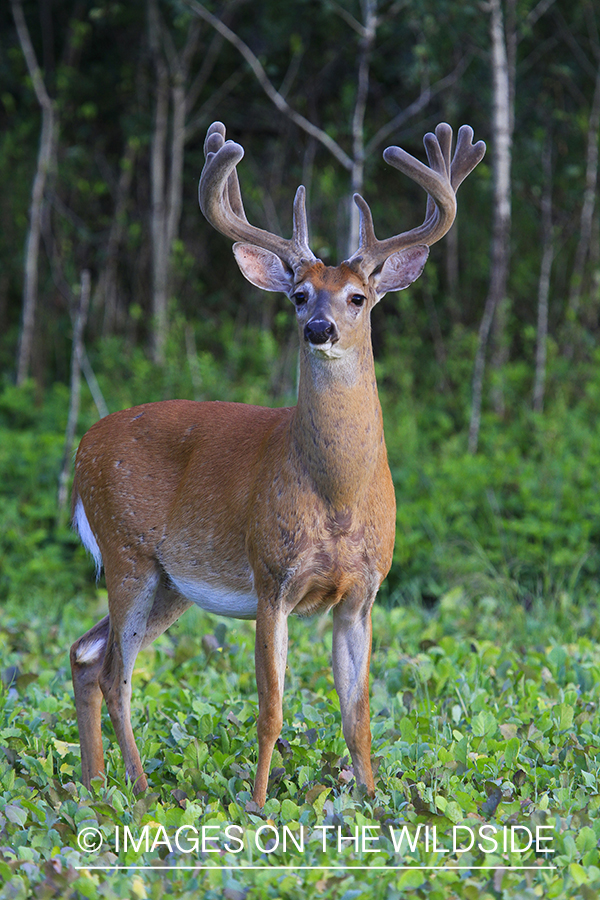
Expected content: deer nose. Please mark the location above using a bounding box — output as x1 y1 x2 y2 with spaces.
304 318 338 345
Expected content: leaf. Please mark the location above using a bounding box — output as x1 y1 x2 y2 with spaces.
16 673 38 691
556 703 574 731
513 769 527 787
576 826 597 853
5 804 27 827
505 736 520 768
480 784 502 819
399 717 416 743
306 785 331 814
569 863 589 886
397 869 426 889
499 723 518 740
303 728 318 745
472 710 498 738
281 799 301 821
53 740 79 758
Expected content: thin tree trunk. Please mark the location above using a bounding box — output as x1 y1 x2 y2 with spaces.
533 137 553 413
148 0 203 364
348 0 377 256
489 0 514 418
58 270 91 517
468 287 498 454
445 216 459 312
80 349 109 420
564 59 600 355
149 0 170 364
166 75 186 260
12 0 58 385
101 141 137 336
468 0 513 452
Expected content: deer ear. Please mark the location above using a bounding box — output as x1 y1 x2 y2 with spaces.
372 245 430 299
233 243 294 293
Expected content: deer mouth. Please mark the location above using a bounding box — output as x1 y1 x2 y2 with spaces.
308 340 345 359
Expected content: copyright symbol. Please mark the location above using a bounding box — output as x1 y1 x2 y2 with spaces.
77 826 103 853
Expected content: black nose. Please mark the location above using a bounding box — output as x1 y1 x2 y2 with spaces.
304 318 338 345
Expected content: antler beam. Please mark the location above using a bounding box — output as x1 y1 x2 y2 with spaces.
199 122 317 274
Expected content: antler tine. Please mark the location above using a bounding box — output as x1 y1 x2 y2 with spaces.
450 124 487 191
346 123 486 277
421 122 453 227
199 121 316 273
292 186 311 257
345 193 377 271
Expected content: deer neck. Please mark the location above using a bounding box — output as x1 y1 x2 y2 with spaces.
291 335 384 509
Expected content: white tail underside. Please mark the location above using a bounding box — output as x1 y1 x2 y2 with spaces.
73 497 103 577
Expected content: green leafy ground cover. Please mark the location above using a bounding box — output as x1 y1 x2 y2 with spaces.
2 595 600 898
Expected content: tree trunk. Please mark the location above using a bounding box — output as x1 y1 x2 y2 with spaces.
533 137 553 413
166 74 186 267
489 0 514 418
101 141 137 336
12 0 58 385
149 0 170 365
148 0 203 365
58 270 91 517
348 0 377 257
468 0 513 452
564 58 600 356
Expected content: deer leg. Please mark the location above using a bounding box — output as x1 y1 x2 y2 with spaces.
70 615 111 788
71 574 191 792
253 599 288 807
332 597 376 796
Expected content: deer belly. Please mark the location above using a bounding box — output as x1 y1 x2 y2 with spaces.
168 574 258 619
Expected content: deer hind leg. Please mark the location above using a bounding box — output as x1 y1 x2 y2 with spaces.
332 596 376 796
253 598 289 807
71 572 191 792
71 615 110 789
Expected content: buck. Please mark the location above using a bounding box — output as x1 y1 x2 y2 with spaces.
70 120 484 806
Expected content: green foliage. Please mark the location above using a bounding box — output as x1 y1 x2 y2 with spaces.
88 307 296 411
0 380 92 611
2 596 600 896
384 402 600 605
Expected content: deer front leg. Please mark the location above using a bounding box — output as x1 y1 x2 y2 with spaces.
332 597 376 796
253 598 289 807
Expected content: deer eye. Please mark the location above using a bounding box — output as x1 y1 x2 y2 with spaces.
293 291 307 306
350 294 366 307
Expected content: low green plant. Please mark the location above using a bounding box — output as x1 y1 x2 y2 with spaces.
1 596 600 897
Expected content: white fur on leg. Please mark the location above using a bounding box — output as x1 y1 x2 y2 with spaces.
74 637 106 665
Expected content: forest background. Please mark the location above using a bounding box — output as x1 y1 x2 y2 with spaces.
3 0 600 898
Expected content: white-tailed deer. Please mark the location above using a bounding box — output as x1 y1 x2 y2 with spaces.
70 121 484 806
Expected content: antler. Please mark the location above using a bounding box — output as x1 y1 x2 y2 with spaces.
199 122 317 273
346 123 486 276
